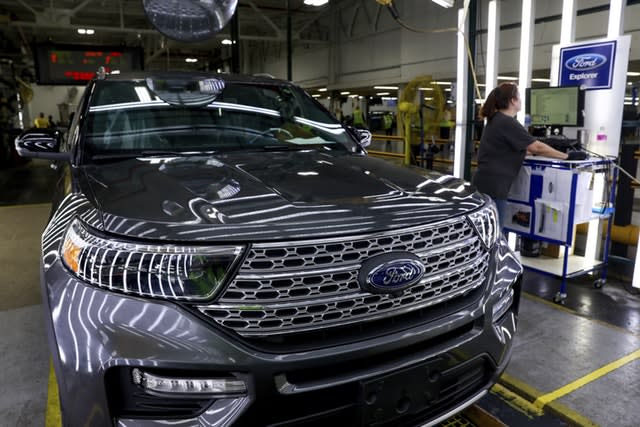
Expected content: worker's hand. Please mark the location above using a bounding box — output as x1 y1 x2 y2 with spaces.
567 150 588 161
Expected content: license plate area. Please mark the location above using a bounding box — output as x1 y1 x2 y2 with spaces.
359 358 445 426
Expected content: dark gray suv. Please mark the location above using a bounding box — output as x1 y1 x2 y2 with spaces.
16 72 522 427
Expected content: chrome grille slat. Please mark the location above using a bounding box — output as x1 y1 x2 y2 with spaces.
198 216 490 337
219 238 484 304
215 252 489 310
201 254 489 336
241 218 473 273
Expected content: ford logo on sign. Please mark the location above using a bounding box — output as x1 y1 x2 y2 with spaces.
358 252 425 294
564 54 607 71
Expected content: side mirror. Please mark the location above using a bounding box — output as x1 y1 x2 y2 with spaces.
347 126 372 148
15 128 71 161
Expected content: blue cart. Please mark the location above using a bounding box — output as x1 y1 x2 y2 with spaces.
503 156 617 304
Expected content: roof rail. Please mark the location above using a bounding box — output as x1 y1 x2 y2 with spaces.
253 73 275 79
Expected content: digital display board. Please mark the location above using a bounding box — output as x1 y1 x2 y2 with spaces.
34 44 143 85
525 86 585 127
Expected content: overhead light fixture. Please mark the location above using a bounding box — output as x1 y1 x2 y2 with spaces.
531 78 551 82
304 0 329 6
78 28 95 35
312 94 321 98
432 0 454 8
374 86 399 90
185 58 198 63
434 81 452 85
419 87 434 91
376 92 390 96
318 88 327 92
221 39 233 45
86 29 95 35
627 72 640 76
340 91 350 95
497 75 518 80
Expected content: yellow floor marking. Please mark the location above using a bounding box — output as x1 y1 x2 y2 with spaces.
46 359 62 427
522 292 577 315
490 383 543 418
499 373 600 427
0 203 51 210
523 291 640 338
534 348 640 409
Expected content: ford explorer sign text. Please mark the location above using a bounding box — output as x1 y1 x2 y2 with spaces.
559 41 616 89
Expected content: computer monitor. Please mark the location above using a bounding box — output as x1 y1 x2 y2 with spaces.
525 86 585 128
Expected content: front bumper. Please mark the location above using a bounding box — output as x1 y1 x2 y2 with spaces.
42 237 521 427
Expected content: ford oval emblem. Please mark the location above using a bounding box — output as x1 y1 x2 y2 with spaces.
564 54 607 71
358 252 425 294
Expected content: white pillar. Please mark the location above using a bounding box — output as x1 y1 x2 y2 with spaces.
517 0 535 125
485 0 500 96
560 0 576 45
607 0 624 38
453 6 469 179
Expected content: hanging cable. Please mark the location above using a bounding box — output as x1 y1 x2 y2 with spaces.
375 0 482 100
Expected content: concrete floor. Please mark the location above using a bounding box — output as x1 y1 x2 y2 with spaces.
1 160 639 426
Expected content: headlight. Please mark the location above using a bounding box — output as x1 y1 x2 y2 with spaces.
61 218 243 301
468 201 499 249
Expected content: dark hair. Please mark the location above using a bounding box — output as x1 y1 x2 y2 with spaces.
480 82 519 120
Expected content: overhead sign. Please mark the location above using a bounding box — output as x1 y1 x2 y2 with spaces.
34 44 143 85
559 41 616 90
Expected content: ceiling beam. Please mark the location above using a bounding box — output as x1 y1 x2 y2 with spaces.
7 20 328 43
15 0 38 16
247 0 282 39
71 0 95 16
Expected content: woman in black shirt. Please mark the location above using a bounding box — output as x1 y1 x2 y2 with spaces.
472 82 585 227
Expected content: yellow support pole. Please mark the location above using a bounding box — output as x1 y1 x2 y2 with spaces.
404 120 412 166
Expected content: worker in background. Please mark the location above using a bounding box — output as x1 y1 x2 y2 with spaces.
383 112 393 136
471 82 587 228
383 111 394 150
48 115 56 128
353 104 367 129
439 107 454 140
34 112 49 128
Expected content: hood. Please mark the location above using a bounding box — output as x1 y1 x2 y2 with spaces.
81 150 485 241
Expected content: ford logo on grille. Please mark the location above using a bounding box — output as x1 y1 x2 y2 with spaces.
564 54 607 71
358 252 425 294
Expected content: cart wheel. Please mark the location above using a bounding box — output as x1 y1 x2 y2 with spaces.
593 279 606 289
553 293 566 305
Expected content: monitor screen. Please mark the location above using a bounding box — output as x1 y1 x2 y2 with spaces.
34 44 143 85
525 86 584 127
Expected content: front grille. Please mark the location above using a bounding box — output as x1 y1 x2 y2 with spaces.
198 217 489 337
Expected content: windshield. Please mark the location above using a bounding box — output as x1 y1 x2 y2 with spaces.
83 79 358 159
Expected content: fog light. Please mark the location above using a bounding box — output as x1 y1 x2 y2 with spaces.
492 288 514 321
132 369 246 396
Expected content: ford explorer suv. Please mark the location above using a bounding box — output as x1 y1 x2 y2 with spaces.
16 72 522 427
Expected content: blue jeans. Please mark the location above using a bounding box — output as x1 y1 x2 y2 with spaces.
494 198 508 231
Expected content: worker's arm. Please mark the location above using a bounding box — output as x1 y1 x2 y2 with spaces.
526 140 569 160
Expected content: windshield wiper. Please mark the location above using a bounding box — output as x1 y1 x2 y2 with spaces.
90 150 211 161
260 144 306 151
